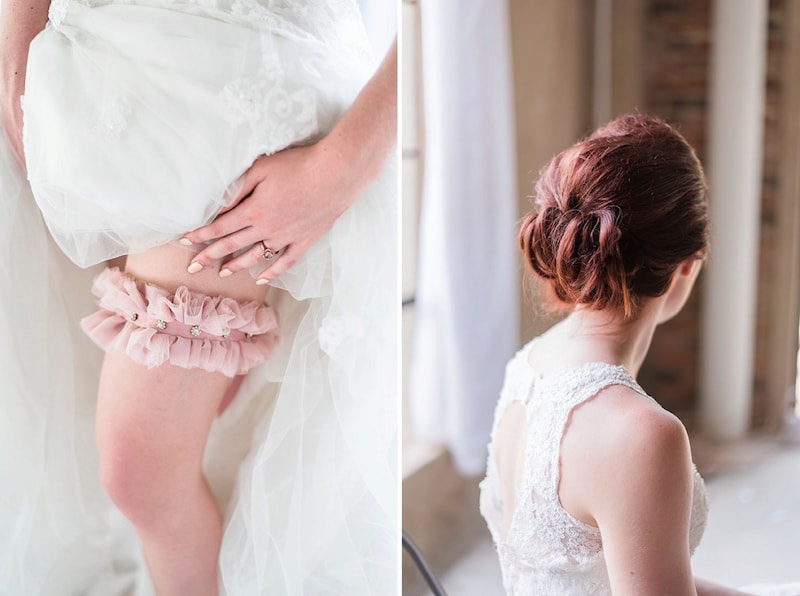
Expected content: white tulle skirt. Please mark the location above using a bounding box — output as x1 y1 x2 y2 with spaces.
0 2 397 594
741 585 800 596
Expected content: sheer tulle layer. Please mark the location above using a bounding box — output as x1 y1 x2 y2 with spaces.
0 129 398 596
0 127 140 596
81 268 279 377
0 1 397 594
23 0 373 267
741 583 800 596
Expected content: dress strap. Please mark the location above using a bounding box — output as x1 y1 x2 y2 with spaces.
524 362 650 503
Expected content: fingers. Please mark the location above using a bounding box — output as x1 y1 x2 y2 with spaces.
185 234 303 286
218 166 261 215
181 203 254 246
180 160 267 244
185 228 259 273
255 243 304 285
218 243 284 278
234 161 264 203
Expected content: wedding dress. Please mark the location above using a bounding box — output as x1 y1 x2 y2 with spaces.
0 1 396 594
479 338 709 595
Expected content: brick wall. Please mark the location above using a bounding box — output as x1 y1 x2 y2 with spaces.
638 0 712 426
638 0 787 431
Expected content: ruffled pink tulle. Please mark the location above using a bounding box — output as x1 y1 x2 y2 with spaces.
80 267 279 377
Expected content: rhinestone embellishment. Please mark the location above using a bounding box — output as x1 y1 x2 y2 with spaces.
222 329 231 338
245 332 253 339
156 320 167 330
190 325 201 337
130 313 139 321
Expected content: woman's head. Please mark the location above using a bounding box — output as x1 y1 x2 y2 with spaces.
519 114 709 318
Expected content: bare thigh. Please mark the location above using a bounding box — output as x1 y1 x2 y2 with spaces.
95 243 269 511
124 242 268 303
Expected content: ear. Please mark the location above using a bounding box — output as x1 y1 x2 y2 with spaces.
676 256 702 277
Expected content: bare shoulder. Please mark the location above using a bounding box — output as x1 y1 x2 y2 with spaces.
563 386 699 594
582 384 689 477
569 383 689 458
560 384 693 524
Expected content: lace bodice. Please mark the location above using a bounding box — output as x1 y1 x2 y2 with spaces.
479 339 709 595
48 0 369 55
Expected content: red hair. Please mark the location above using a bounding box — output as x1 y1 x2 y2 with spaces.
519 115 709 317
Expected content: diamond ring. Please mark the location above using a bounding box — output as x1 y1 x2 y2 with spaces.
259 241 276 261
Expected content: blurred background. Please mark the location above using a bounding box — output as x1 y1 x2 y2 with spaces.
402 0 800 593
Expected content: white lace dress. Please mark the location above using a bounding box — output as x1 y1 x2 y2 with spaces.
0 2 396 594
479 340 709 595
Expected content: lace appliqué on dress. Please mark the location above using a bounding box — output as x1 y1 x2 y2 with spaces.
230 0 317 41
48 0 70 27
689 464 710 554
220 55 318 154
93 96 132 139
231 0 372 67
479 341 710 596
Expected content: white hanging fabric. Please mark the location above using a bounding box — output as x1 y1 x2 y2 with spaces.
409 0 519 475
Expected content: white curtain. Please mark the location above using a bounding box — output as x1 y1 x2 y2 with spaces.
409 0 519 475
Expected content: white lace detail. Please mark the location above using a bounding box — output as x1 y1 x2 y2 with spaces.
229 0 318 41
48 0 70 27
52 0 369 55
234 0 367 47
220 55 318 154
228 0 374 68
479 340 709 595
93 96 132 139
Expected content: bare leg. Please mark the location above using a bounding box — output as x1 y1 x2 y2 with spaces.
95 244 268 596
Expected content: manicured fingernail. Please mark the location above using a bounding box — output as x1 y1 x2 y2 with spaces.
255 278 270 286
187 262 204 273
219 268 233 278
179 237 193 246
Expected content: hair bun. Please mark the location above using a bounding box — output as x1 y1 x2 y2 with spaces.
520 194 628 312
519 114 709 317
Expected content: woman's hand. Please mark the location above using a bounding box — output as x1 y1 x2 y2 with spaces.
182 39 397 284
180 140 360 283
0 0 50 168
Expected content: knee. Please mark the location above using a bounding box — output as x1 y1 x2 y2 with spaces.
97 415 190 530
98 440 161 530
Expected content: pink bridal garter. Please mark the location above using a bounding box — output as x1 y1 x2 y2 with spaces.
81 268 279 377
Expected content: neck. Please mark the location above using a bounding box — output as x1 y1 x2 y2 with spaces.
562 300 663 377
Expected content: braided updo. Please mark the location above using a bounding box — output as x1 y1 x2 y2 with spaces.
520 115 709 317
